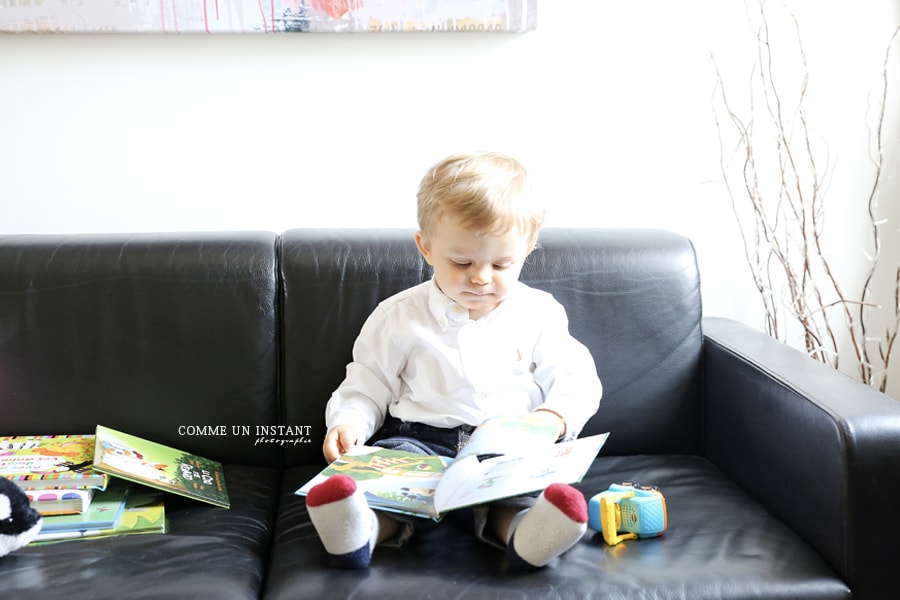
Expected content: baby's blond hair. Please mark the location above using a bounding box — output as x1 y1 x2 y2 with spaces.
416 152 544 250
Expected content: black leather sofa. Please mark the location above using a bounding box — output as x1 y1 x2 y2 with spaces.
2 228 899 600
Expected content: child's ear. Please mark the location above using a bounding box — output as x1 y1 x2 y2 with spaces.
414 231 433 265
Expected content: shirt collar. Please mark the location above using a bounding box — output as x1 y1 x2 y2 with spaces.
427 278 522 331
428 279 469 331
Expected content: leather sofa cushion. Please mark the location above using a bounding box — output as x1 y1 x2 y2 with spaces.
9 465 279 600
264 456 847 600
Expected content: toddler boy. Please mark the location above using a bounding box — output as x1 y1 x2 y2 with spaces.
306 152 602 569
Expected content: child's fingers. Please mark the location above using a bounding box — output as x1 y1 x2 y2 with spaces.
337 427 359 454
323 426 359 463
323 429 344 463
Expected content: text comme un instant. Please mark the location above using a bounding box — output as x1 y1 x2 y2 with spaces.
178 425 313 447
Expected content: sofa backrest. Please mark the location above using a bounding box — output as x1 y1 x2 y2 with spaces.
0 232 280 467
280 228 703 467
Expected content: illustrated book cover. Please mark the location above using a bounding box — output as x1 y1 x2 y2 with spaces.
92 425 230 509
296 417 609 521
0 434 109 491
109 486 167 537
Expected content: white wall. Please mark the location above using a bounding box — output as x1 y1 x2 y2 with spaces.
1 1 899 395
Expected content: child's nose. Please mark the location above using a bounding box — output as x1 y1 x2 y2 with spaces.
471 265 492 285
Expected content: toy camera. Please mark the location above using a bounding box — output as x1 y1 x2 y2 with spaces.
588 482 667 546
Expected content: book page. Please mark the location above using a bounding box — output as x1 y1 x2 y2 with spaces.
434 433 609 514
456 413 563 460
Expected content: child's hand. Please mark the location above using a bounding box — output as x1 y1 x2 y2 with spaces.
531 409 566 439
323 425 360 463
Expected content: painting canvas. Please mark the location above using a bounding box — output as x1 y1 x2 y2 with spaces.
0 0 537 33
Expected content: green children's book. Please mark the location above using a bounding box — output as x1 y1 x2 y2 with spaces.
92 425 230 509
296 414 609 521
111 487 167 537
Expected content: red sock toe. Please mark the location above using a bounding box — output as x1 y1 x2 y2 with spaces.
306 474 358 507
543 483 588 523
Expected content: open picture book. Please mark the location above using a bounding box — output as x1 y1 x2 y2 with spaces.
295 414 609 521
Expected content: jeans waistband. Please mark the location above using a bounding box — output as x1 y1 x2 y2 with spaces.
373 416 477 457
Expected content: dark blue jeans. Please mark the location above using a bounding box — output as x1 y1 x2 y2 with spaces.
369 416 474 458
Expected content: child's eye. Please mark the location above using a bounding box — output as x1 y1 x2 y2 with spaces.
494 263 512 270
451 261 471 268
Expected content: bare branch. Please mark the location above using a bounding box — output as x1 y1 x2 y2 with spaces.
712 0 899 392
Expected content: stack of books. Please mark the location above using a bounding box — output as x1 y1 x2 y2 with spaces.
2 426 230 545
32 479 167 543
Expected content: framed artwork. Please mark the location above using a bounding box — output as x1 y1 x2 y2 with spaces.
0 0 537 34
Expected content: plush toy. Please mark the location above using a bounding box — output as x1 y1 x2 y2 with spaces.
0 477 42 556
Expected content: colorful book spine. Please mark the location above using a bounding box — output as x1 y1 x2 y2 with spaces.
26 488 94 516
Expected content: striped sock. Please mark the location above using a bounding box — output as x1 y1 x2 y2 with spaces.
506 483 588 569
306 474 379 569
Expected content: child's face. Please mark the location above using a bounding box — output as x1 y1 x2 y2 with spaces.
415 217 531 320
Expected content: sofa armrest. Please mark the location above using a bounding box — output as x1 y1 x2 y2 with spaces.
702 316 900 600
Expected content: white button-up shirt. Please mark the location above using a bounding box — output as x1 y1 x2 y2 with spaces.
325 279 602 442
